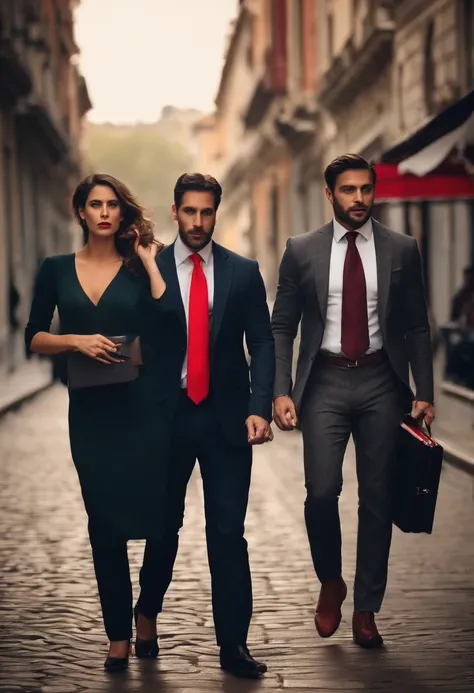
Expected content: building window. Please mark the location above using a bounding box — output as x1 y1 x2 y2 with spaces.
463 0 474 88
294 0 304 88
298 182 310 235
246 19 254 68
269 183 279 252
352 0 360 32
327 12 334 60
398 63 405 130
423 21 435 115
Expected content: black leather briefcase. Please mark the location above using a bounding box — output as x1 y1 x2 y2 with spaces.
392 415 444 534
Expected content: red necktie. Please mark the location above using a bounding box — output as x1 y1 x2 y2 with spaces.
341 231 370 361
187 253 209 404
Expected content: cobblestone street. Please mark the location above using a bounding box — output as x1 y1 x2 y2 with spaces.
0 386 473 693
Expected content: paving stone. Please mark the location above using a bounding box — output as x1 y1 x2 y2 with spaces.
0 386 473 692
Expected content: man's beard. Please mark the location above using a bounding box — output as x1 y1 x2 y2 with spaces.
333 196 372 230
178 223 214 251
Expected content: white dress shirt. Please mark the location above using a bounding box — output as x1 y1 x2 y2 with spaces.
174 234 214 387
321 218 383 356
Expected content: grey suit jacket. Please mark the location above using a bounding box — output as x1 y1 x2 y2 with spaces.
271 219 434 413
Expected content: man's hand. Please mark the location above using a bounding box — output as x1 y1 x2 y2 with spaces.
273 395 297 431
411 400 435 427
245 416 271 445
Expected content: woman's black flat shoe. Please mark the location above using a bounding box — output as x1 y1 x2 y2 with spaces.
104 655 129 672
134 605 159 659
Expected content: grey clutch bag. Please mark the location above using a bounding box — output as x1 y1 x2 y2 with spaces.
67 335 140 389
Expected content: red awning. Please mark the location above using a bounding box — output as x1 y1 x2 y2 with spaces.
374 163 474 201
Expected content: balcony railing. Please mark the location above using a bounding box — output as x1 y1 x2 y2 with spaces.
319 4 394 113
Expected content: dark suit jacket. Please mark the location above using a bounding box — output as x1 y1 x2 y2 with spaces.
271 220 434 412
155 240 275 446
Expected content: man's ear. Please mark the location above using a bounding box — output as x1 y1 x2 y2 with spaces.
171 203 178 221
324 186 333 204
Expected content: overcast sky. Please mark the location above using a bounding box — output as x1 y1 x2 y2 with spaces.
74 0 238 124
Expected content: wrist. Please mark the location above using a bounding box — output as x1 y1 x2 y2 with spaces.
66 334 80 351
146 265 161 276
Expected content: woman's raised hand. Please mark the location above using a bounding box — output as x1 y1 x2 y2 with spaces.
133 228 162 270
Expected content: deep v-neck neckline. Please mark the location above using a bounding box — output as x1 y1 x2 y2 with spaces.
73 253 124 308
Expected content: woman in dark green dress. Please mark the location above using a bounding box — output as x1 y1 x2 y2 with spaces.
25 174 173 672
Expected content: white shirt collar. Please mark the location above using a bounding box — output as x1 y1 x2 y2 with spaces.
333 217 373 243
174 234 213 266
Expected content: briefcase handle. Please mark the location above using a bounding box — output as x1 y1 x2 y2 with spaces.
402 413 432 439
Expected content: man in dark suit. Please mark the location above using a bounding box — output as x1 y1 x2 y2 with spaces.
272 154 434 648
134 173 275 678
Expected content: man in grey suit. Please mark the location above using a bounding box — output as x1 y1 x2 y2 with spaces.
271 154 434 648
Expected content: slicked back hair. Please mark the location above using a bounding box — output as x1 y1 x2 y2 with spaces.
174 173 222 210
324 154 376 192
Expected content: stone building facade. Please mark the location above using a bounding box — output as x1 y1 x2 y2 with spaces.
193 0 321 295
0 0 91 375
193 0 474 460
198 0 473 315
388 0 474 327
317 0 395 230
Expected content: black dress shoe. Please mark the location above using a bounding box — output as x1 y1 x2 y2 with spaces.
220 644 267 679
134 605 159 659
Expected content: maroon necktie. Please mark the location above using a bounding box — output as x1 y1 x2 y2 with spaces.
341 231 369 361
187 253 209 403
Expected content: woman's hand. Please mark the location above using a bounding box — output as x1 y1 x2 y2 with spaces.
133 228 167 298
74 334 123 364
133 228 162 272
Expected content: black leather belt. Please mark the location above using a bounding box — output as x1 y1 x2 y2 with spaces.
319 351 385 368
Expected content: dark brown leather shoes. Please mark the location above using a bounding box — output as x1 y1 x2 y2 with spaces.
352 611 384 648
314 577 347 638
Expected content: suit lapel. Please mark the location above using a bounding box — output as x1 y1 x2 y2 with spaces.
157 243 186 332
211 242 232 347
373 220 392 334
313 222 333 323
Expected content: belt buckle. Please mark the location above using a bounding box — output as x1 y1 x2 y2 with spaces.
346 359 358 368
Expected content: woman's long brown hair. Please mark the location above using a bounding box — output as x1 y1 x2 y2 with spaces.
72 173 163 276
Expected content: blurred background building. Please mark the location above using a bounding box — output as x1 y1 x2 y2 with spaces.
0 0 208 411
0 0 91 383
1 0 473 462
196 0 474 305
194 0 474 448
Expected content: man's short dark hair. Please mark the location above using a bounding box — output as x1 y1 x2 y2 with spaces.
174 173 222 210
324 154 377 192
